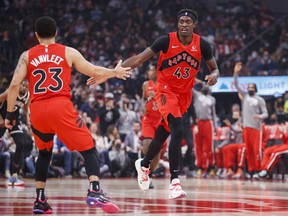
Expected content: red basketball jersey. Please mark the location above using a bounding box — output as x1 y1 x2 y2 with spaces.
157 32 202 94
144 80 162 121
27 44 72 103
265 124 282 140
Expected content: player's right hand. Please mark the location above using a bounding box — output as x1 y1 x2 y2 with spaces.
234 62 242 74
114 60 132 80
5 111 16 130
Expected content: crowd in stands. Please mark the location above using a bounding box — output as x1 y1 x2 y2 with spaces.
0 1 288 180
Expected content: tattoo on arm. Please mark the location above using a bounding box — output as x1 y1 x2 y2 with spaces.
14 52 27 74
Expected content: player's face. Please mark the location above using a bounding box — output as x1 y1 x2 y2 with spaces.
148 65 157 80
19 81 28 95
178 16 195 37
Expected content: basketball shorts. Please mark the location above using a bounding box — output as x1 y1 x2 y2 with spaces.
155 84 192 131
30 97 94 152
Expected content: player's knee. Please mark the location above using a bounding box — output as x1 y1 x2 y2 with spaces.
141 139 152 155
39 149 53 161
168 115 184 138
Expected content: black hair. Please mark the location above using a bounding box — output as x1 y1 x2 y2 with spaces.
35 16 57 38
177 9 198 22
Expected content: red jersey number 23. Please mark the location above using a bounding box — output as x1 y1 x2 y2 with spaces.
32 67 63 94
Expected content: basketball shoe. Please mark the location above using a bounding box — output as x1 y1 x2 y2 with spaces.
33 198 52 214
86 189 119 213
8 174 25 186
232 168 244 179
135 159 150 191
168 178 187 199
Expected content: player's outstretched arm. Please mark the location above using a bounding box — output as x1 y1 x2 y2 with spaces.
68 47 132 85
121 47 155 69
86 47 155 86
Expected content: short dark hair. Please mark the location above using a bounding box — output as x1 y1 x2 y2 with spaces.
35 16 57 38
177 9 198 22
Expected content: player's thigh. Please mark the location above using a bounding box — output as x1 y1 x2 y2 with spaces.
55 101 94 152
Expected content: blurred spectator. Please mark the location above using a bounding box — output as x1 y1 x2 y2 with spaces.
246 51 262 76
79 95 98 121
108 138 127 177
98 92 120 136
124 121 142 159
90 122 107 153
284 91 288 118
258 50 276 75
117 98 140 142
52 136 72 177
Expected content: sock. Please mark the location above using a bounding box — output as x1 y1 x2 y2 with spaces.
170 172 178 182
90 181 100 191
36 188 45 201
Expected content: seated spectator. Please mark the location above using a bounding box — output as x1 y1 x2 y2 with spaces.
257 121 288 178
118 97 140 142
90 122 107 153
52 136 72 177
108 138 127 177
80 94 98 121
124 121 142 159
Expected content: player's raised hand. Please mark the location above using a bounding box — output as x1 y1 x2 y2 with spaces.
234 62 242 74
114 60 132 80
86 60 132 87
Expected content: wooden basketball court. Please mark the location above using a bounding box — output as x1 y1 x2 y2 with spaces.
1 177 288 215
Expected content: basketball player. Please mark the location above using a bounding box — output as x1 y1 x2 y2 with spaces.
90 9 220 199
5 16 131 214
141 62 162 188
233 62 268 179
0 80 29 186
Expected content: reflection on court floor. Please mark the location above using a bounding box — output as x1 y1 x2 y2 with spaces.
1 177 288 215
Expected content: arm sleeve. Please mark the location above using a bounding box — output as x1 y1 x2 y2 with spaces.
259 98 268 120
150 35 170 54
200 38 213 61
233 72 245 98
217 139 230 149
217 129 231 148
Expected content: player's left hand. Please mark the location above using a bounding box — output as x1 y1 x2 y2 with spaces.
205 74 218 86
